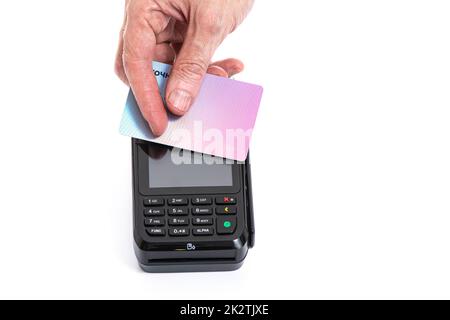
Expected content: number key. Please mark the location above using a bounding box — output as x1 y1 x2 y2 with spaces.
168 207 189 216
168 197 188 206
169 228 189 237
192 217 214 226
168 217 189 226
144 218 165 227
192 207 213 215
143 198 164 207
192 197 212 205
144 208 164 217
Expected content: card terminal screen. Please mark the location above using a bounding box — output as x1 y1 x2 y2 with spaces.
148 148 233 188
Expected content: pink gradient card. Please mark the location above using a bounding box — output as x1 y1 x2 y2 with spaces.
119 61 263 161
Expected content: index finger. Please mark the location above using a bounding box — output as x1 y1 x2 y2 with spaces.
122 19 168 136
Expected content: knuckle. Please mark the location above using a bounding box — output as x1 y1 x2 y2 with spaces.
127 0 149 18
197 10 224 34
126 1 154 29
148 12 170 34
174 60 208 82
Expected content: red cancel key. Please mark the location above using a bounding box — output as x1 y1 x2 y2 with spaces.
215 196 237 205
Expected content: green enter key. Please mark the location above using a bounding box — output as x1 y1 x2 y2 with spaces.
217 217 237 235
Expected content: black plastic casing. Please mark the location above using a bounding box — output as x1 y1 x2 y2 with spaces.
131 139 255 272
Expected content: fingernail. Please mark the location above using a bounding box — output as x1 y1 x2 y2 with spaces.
168 89 192 114
207 65 228 77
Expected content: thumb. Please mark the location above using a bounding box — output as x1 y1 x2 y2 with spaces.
166 28 223 115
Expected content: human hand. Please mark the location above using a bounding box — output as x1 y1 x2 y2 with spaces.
115 0 254 136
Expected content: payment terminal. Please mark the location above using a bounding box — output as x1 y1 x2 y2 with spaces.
131 139 255 272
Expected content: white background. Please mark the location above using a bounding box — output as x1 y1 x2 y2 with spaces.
0 0 449 299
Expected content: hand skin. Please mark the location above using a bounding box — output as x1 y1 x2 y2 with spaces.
115 0 254 136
